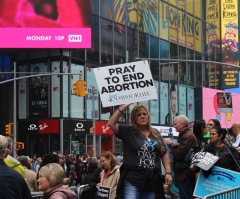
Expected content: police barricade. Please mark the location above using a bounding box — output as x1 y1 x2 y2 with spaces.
203 186 240 199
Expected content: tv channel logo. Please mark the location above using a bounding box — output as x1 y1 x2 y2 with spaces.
68 35 82 42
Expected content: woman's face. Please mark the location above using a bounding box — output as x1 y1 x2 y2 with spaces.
37 170 51 191
100 156 111 171
136 108 149 126
209 129 222 145
203 125 208 135
207 120 215 131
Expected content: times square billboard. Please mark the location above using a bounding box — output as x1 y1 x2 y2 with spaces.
0 0 91 48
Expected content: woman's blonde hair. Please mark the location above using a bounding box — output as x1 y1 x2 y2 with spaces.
130 104 166 156
39 163 65 187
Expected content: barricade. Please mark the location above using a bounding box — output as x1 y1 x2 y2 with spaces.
203 186 240 199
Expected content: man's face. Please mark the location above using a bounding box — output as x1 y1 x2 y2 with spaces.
173 118 184 133
231 125 239 138
170 91 177 113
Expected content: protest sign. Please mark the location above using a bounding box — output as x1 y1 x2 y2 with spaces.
194 166 240 198
98 186 110 199
217 92 233 113
192 152 219 171
93 61 157 107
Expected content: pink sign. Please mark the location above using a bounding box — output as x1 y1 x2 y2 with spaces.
0 0 91 48
203 87 240 128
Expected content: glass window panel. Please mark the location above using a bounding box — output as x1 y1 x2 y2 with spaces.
100 0 113 19
101 18 113 65
62 61 69 117
51 61 61 117
18 64 27 119
87 15 100 63
187 87 195 122
114 22 126 64
86 66 99 119
92 0 99 15
160 82 168 125
70 63 84 118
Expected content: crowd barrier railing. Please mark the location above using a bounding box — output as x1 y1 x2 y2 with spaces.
203 186 240 199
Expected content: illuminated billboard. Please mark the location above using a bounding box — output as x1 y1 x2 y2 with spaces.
0 0 91 48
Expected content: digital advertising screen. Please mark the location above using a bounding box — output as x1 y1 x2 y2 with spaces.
0 0 92 48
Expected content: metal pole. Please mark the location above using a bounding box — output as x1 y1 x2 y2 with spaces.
60 119 63 154
13 62 17 158
92 92 96 157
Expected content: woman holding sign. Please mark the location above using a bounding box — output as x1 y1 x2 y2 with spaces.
98 151 120 199
108 103 172 199
203 126 240 171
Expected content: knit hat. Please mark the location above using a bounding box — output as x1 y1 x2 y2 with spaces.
0 135 8 149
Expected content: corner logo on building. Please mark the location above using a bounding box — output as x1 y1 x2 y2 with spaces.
75 123 85 132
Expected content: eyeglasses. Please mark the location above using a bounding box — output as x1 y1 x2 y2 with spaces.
207 124 214 126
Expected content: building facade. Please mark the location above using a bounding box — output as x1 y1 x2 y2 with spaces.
0 0 239 156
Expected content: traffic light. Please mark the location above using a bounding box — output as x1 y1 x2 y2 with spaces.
5 123 12 136
79 79 88 96
16 142 24 150
72 81 80 96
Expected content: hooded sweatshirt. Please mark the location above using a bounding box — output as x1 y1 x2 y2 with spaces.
42 184 76 199
4 155 26 180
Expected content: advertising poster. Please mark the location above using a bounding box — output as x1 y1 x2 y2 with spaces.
221 0 239 68
187 87 195 122
194 166 240 198
160 82 168 125
217 92 233 113
29 63 48 117
179 84 186 116
93 61 157 107
0 0 91 48
202 87 240 128
206 0 221 69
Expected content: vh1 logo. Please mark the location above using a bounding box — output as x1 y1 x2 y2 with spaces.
68 35 82 42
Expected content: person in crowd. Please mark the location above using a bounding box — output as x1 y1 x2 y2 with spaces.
18 155 38 192
226 122 240 148
0 135 32 199
83 157 99 185
108 102 172 199
38 152 70 185
57 151 67 175
37 163 76 199
193 119 208 150
83 154 91 174
203 126 240 171
116 153 123 165
98 151 120 199
165 115 198 199
74 154 85 186
207 119 221 131
66 154 74 177
4 136 26 179
35 156 43 172
165 84 178 125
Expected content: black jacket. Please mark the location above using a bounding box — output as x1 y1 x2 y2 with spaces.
203 142 240 172
0 159 31 199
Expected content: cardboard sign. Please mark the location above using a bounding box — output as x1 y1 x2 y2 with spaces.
192 152 219 171
217 92 233 113
98 186 111 199
194 166 240 198
93 61 157 107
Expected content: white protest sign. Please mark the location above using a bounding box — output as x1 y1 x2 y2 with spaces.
192 152 219 171
93 61 157 107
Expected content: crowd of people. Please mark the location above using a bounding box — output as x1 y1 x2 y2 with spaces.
1 103 240 199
